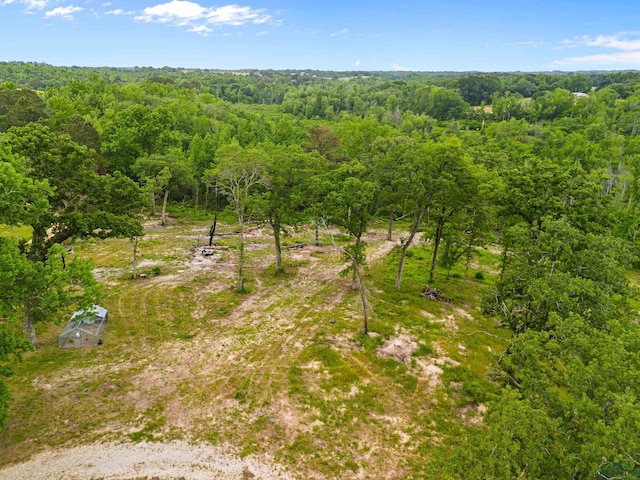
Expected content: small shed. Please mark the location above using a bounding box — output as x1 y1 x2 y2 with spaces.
59 305 108 348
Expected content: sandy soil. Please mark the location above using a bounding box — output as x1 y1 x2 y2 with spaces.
0 440 295 480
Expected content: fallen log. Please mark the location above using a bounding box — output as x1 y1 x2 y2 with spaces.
211 225 262 238
284 243 308 250
420 285 449 302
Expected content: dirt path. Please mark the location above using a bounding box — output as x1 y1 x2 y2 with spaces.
0 440 295 480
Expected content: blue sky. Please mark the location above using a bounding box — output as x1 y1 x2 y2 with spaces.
0 0 639 71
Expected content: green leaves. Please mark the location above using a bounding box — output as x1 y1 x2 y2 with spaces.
133 154 194 196
324 162 377 239
0 123 141 351
0 238 100 430
463 388 565 479
478 208 640 477
100 104 180 175
0 145 50 226
3 124 143 254
0 87 46 132
494 219 629 331
488 312 640 478
206 143 268 291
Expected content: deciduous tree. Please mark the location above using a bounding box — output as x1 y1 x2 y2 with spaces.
207 144 267 292
261 144 324 272
2 124 143 345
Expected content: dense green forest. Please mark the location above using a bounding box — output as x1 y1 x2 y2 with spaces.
2 62 640 479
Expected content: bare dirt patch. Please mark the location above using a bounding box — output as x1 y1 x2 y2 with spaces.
457 403 487 426
415 356 459 392
0 440 295 480
375 335 418 366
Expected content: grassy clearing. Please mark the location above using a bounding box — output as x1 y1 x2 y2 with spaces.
0 211 511 478
0 224 32 240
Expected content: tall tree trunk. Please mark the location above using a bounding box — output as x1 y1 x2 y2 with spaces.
464 221 475 279
271 218 283 272
352 232 364 290
161 188 169 226
464 249 472 279
396 204 427 290
499 244 509 282
325 222 370 334
150 191 156 215
237 219 245 292
387 211 394 241
495 216 505 244
23 228 47 347
29 226 47 262
357 265 369 335
429 217 445 284
132 236 139 279
23 304 37 348
208 215 217 247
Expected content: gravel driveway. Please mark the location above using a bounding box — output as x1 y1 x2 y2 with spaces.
0 440 296 480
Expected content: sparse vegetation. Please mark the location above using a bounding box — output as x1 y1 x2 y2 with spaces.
0 215 505 478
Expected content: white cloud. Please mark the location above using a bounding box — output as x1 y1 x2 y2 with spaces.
189 23 211 35
44 5 83 20
135 1 271 32
514 41 544 47
330 28 349 37
554 50 640 66
105 8 134 15
555 32 640 67
136 0 206 23
1 0 51 10
206 4 270 25
391 63 412 71
256 30 267 36
561 33 640 51
354 59 361 67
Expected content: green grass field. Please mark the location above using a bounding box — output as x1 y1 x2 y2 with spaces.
0 224 32 240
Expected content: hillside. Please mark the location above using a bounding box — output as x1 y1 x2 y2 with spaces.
0 214 506 479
